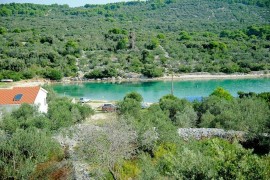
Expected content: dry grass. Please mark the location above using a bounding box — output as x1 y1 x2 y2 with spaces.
0 82 13 88
31 160 73 180
85 112 118 126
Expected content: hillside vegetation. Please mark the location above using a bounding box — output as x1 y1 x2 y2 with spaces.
0 0 269 80
0 86 94 179
1 87 269 179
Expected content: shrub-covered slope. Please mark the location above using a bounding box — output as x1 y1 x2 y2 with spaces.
0 0 269 80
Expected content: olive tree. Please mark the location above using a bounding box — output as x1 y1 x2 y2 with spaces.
77 120 137 179
124 92 143 102
174 106 197 128
0 128 62 179
210 87 233 101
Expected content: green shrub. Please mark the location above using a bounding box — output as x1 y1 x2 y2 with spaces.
118 98 141 116
0 128 63 179
210 87 233 101
44 69 63 80
142 64 163 78
48 97 93 130
124 92 143 102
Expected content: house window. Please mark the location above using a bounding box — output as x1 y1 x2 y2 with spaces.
14 94 23 101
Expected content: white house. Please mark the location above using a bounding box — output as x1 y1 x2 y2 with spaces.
0 86 48 113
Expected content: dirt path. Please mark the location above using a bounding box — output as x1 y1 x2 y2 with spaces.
85 112 117 125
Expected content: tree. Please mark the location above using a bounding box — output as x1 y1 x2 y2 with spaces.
174 106 197 128
0 6 12 16
178 31 191 41
159 95 191 121
0 128 62 179
77 121 137 179
124 92 143 102
1 104 50 133
48 97 93 130
45 69 63 80
146 38 160 50
257 92 270 107
0 26 7 34
198 138 269 179
210 87 233 101
84 69 103 79
199 96 270 136
65 40 79 49
142 64 163 78
42 85 58 103
116 38 128 50
140 104 178 144
157 33 165 39
137 153 160 179
65 40 80 56
118 98 141 117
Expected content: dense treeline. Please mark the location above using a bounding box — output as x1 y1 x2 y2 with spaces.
0 86 93 179
208 0 270 8
0 3 68 16
0 0 269 80
77 89 270 179
1 0 269 17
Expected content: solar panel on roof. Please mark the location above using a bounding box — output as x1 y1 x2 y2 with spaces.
14 94 23 101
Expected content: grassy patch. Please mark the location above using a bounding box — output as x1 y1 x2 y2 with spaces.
0 82 13 88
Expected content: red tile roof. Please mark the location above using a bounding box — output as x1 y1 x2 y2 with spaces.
0 86 41 105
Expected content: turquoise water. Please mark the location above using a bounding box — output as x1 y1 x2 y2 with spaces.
52 78 270 102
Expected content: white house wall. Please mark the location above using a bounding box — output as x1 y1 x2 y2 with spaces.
34 88 48 113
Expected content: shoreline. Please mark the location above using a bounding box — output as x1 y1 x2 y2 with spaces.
1 72 269 88
158 72 270 81
60 72 270 84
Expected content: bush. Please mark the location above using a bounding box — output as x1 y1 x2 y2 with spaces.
178 65 192 73
22 70 35 79
210 87 233 101
157 33 165 39
159 94 192 121
1 104 51 133
0 128 63 179
178 31 191 41
116 38 128 50
199 96 270 136
48 97 93 130
124 92 143 102
174 106 197 128
141 104 178 144
220 63 240 74
84 67 119 79
118 98 141 116
84 69 103 79
145 38 160 50
45 69 63 80
0 26 7 34
0 70 23 81
142 64 163 78
144 138 270 179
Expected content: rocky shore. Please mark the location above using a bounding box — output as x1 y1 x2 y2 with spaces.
63 71 270 84
2 71 269 89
